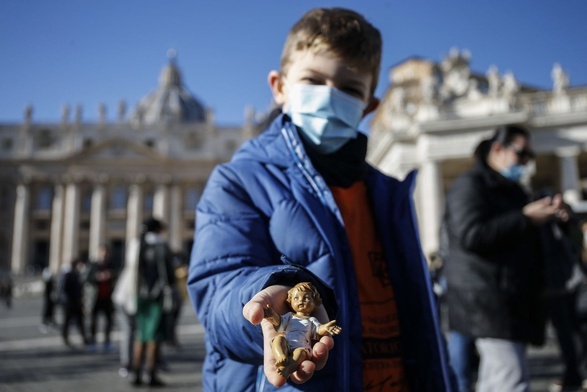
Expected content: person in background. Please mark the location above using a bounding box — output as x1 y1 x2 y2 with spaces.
444 125 566 392
129 217 175 387
580 220 587 269
0 270 13 309
167 252 188 348
84 244 116 352
113 239 139 378
59 259 89 347
41 267 57 332
538 192 586 392
443 140 491 392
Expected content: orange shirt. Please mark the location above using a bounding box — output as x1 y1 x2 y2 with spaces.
330 181 409 391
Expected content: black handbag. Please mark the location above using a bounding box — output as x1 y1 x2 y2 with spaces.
156 247 175 313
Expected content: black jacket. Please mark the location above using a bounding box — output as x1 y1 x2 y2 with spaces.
444 161 546 345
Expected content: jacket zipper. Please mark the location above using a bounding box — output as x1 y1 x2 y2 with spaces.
281 126 351 392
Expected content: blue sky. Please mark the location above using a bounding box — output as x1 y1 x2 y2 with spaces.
1 1 585 126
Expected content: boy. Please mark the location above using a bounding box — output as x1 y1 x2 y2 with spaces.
188 8 454 391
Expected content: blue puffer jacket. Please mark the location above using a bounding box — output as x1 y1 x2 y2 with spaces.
188 115 454 391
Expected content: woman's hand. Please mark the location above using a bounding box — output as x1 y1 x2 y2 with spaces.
523 195 568 225
242 285 335 387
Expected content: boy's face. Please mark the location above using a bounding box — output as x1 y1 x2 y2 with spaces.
289 289 317 315
269 50 379 117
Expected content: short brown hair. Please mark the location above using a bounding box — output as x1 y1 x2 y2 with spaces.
281 8 382 95
286 282 322 307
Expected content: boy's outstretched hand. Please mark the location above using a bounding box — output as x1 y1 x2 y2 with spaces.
242 285 335 387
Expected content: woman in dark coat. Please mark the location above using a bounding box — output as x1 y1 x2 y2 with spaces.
444 125 566 392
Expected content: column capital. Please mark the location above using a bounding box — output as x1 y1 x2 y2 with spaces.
555 145 581 158
49 174 64 185
62 173 84 184
89 173 110 185
153 174 173 185
19 175 33 186
127 173 147 184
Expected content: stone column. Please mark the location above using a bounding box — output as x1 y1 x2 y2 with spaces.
416 159 444 257
557 146 582 204
49 184 65 272
153 183 170 224
61 181 81 265
11 182 30 274
125 182 144 247
89 182 107 260
169 184 183 252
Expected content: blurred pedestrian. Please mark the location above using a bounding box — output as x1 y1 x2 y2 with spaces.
113 240 139 378
167 252 188 348
538 194 587 392
444 125 565 392
443 140 491 392
83 244 116 352
59 259 89 347
581 220 587 269
129 217 176 387
41 267 57 332
0 270 13 309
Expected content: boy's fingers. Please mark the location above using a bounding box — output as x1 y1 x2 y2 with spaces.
242 300 264 325
318 335 335 350
264 365 287 388
290 360 316 384
312 337 333 371
242 285 290 325
260 318 287 387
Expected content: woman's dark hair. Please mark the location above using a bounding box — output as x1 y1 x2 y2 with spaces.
491 125 530 147
138 217 165 268
474 125 532 164
142 217 164 234
474 139 493 163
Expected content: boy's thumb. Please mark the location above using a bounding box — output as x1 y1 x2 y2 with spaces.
243 300 264 325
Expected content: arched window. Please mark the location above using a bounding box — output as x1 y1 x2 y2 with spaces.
36 185 53 211
109 185 127 211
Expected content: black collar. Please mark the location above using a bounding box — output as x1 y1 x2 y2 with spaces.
298 128 369 188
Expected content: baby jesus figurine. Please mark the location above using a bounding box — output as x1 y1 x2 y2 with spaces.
263 282 342 379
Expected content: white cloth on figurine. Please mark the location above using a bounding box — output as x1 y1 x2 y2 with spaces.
277 313 321 351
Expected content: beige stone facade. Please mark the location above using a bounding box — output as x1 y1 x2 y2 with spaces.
0 57 257 274
369 48 587 258
3 49 586 274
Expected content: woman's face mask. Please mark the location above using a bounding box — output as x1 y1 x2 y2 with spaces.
283 83 366 154
500 163 527 183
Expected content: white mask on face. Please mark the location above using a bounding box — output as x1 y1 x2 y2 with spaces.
499 163 527 183
283 83 367 154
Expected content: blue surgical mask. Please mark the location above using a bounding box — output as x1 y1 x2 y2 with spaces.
283 83 366 154
500 163 527 182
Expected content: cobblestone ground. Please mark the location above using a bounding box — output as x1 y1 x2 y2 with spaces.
0 295 204 392
0 281 569 392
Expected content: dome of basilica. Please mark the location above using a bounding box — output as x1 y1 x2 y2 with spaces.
131 51 206 126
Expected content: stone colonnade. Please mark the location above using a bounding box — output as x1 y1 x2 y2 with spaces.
10 177 191 274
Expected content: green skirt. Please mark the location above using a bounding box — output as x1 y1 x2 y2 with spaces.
136 297 165 342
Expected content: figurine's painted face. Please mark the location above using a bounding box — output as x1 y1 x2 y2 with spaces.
289 289 317 315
